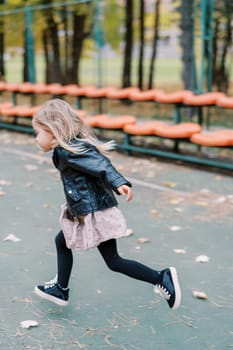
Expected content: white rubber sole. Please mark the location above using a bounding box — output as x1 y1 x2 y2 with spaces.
169 266 181 310
34 286 68 307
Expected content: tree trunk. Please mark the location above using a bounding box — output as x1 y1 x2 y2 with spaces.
23 28 28 82
62 6 69 81
42 0 61 83
65 13 87 85
212 18 219 83
42 29 50 84
122 0 133 88
148 0 160 89
49 21 61 82
0 19 5 80
138 0 145 90
217 15 231 92
179 0 195 90
212 1 233 92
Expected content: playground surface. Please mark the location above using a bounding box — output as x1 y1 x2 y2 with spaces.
0 130 232 350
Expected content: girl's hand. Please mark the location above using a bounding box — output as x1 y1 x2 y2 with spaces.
117 185 133 202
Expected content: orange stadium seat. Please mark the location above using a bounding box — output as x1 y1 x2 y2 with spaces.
154 90 194 103
95 115 136 129
106 87 139 99
84 114 109 127
0 81 6 91
64 85 95 97
191 130 233 147
183 92 225 106
216 95 233 109
129 89 163 101
123 120 166 135
0 105 41 117
83 87 116 98
154 122 202 138
3 82 21 92
17 82 36 94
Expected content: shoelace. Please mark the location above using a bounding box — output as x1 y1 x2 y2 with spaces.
45 274 58 287
154 284 171 300
44 275 69 291
44 282 56 290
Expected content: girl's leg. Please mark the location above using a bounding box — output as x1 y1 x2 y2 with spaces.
34 230 72 306
97 239 159 285
55 230 73 288
98 239 181 309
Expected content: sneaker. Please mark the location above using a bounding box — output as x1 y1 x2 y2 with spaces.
34 283 69 306
154 267 181 310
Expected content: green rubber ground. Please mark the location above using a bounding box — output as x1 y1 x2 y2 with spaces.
0 131 232 350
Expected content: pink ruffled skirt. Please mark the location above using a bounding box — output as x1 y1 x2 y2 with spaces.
59 204 128 250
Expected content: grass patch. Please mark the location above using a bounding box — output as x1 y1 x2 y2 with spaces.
5 55 183 88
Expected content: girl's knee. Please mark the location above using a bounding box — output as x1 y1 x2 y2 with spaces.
105 256 122 272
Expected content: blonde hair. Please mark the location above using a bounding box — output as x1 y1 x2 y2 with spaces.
33 99 115 154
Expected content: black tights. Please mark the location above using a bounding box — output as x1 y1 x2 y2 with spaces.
55 230 159 289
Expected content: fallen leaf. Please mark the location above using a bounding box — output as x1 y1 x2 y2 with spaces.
25 182 33 187
137 237 150 244
24 164 38 172
150 209 160 216
173 248 186 254
169 198 184 205
162 181 177 188
47 168 58 174
0 180 12 186
14 330 26 337
43 203 51 208
131 168 138 174
174 207 184 213
195 201 208 207
215 196 226 204
200 188 210 194
3 234 21 242
13 297 33 304
170 226 182 232
20 320 39 329
125 228 134 236
192 290 208 300
146 171 156 178
195 255 210 263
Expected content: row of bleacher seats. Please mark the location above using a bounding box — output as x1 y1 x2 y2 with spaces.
0 81 233 110
82 112 233 171
0 101 232 147
0 82 232 171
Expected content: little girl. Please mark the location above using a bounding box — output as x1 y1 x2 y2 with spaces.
33 99 181 310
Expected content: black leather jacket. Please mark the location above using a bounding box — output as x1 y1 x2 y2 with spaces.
52 140 131 217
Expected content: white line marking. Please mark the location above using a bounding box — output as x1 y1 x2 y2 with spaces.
1 147 51 163
127 177 187 195
1 146 187 195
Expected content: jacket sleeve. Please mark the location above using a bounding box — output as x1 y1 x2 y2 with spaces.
57 145 131 193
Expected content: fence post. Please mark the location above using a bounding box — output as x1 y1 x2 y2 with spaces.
207 0 214 92
25 4 36 83
199 0 215 93
93 0 104 88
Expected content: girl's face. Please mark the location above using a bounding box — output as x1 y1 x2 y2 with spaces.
33 122 55 152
